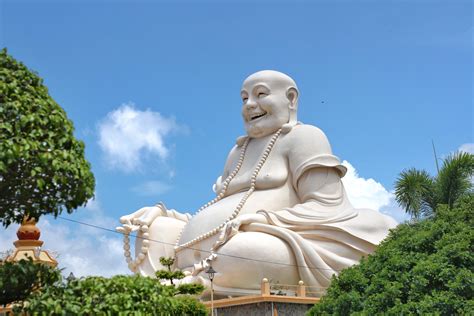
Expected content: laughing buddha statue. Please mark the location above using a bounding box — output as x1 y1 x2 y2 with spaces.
117 70 397 296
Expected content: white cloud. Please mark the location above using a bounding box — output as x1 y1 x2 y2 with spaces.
38 217 129 277
459 143 474 154
0 197 130 278
0 225 16 258
98 103 178 172
341 160 410 223
132 180 171 197
379 196 411 224
84 197 101 213
342 160 391 210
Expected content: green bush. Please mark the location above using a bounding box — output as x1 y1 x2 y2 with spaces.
0 48 95 227
17 274 208 315
308 195 474 315
156 257 205 296
0 259 61 305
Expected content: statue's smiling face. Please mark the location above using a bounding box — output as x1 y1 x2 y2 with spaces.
241 71 295 138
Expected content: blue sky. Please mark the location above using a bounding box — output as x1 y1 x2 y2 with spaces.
0 0 472 276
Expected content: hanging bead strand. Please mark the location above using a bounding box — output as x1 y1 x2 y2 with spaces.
174 128 282 253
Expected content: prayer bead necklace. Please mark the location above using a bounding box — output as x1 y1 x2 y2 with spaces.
122 128 282 271
174 128 282 253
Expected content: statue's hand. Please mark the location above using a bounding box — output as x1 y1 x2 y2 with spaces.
212 213 267 251
116 203 167 234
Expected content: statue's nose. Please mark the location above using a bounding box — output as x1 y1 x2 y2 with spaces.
245 100 258 110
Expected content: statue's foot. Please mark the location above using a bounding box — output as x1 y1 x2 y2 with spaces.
176 275 210 288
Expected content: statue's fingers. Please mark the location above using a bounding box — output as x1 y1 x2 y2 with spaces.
124 224 139 232
138 207 161 226
231 220 242 230
225 223 234 237
119 216 132 225
230 226 239 238
116 226 127 233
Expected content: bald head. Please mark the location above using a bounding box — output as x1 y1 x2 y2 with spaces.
242 70 298 93
240 70 299 138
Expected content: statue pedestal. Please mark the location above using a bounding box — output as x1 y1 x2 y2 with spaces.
203 295 319 316
202 279 320 315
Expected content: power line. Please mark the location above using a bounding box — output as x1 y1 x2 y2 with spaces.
57 216 342 273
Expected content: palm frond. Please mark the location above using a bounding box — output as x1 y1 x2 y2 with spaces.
436 152 474 208
394 168 435 219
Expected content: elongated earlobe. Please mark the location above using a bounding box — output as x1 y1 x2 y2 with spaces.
282 87 299 134
286 87 298 109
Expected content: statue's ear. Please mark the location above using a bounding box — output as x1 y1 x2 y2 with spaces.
282 87 299 134
286 87 299 109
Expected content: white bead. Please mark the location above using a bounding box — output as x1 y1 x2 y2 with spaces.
142 232 149 238
123 244 130 251
138 253 146 260
140 225 148 232
124 250 131 257
128 262 135 270
141 246 148 253
142 240 150 246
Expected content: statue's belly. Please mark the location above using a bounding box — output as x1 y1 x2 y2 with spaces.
178 183 298 247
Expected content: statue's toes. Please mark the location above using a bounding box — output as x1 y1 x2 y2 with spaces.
180 275 208 286
123 224 139 232
116 226 127 233
136 218 149 226
119 216 131 224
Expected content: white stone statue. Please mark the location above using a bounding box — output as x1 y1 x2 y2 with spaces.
117 70 397 296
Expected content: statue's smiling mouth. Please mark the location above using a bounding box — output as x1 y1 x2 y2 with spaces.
250 112 267 121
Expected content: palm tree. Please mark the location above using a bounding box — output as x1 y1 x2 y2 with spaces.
395 152 474 219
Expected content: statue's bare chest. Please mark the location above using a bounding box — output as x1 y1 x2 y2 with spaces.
226 138 289 194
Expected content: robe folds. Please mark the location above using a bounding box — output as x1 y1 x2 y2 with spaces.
237 124 397 287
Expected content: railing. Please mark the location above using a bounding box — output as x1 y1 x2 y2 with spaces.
305 286 327 298
269 283 297 296
260 278 326 298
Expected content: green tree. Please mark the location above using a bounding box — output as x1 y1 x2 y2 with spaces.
307 194 474 315
395 152 474 219
16 274 208 315
0 259 61 306
0 48 95 227
156 257 205 295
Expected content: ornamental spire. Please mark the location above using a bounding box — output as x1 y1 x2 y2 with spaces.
5 216 57 267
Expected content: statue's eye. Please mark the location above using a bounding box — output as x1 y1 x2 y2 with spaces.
242 97 248 103
258 92 267 98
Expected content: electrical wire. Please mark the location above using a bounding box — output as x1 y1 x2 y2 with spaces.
57 216 342 273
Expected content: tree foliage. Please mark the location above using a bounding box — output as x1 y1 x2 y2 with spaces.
16 274 208 315
0 259 61 306
0 48 95 227
156 257 205 295
308 195 474 315
395 152 473 219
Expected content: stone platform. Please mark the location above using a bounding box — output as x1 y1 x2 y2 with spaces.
203 295 319 316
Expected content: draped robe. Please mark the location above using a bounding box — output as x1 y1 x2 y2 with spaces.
209 123 397 288
138 124 396 292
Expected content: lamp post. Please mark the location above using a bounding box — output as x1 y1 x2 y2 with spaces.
66 272 76 283
206 266 217 316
